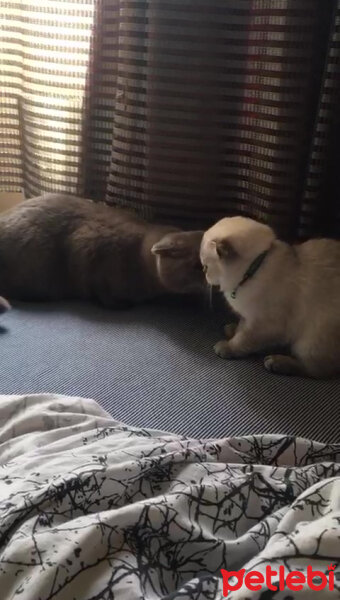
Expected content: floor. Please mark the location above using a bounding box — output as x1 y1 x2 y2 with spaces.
1 298 339 442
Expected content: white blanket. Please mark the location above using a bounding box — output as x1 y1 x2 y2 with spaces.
0 394 338 599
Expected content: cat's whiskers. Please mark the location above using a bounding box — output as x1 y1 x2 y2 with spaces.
203 282 214 311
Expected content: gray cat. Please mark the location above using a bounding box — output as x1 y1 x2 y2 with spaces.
0 194 204 307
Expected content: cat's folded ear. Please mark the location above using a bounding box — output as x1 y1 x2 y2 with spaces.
214 238 237 259
151 240 181 257
152 230 204 257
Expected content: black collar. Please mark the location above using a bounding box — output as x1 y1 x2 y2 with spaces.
230 250 269 299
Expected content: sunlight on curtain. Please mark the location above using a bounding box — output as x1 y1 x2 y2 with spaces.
0 0 95 195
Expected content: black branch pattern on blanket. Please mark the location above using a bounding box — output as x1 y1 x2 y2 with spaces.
0 395 339 599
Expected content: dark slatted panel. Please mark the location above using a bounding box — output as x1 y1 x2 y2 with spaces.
103 0 333 236
83 0 119 200
298 0 340 238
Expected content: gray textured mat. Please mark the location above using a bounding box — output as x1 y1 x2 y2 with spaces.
1 300 338 442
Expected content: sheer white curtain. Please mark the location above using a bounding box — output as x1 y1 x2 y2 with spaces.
0 0 95 195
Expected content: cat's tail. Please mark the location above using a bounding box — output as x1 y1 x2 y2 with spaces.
0 296 11 314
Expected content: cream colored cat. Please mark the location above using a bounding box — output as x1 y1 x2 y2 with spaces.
200 216 340 378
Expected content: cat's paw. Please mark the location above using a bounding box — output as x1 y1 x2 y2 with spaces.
213 340 234 359
264 354 302 376
223 322 237 340
0 297 11 315
264 355 278 373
